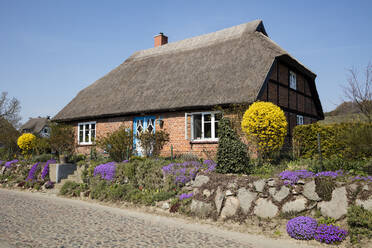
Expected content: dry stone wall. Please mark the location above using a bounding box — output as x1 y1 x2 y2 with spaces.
188 172 372 220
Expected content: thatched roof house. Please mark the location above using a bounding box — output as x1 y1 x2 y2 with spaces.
54 20 324 157
21 117 51 137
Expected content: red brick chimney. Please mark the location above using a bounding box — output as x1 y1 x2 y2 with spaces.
154 32 168 47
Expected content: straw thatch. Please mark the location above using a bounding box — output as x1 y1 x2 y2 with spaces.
21 117 49 134
54 20 317 121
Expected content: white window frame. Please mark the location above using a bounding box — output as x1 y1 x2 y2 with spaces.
289 70 297 90
78 121 96 145
296 115 304 125
186 111 221 142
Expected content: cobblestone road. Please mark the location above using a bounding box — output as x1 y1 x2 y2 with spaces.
0 189 317 248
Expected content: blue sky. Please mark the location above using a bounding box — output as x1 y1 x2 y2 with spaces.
1 0 371 123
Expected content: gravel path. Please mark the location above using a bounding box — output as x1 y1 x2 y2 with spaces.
0 189 318 248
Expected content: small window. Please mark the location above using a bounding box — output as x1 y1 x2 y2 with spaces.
296 115 304 125
190 112 220 141
78 121 96 145
289 71 297 90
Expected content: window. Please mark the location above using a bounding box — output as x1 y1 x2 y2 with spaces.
189 112 221 141
296 115 304 125
289 71 297 90
78 121 96 145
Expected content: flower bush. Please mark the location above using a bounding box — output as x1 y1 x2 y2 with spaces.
286 216 318 240
314 224 348 244
279 169 345 185
162 160 216 185
17 133 36 155
4 159 18 168
26 162 40 181
93 162 116 181
241 101 287 157
41 159 56 180
179 192 193 200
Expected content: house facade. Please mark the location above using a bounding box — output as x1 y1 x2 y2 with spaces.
53 20 324 158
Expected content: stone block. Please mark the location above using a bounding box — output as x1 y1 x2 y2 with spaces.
318 187 348 220
192 175 210 188
220 197 239 219
253 179 266 193
282 196 307 213
237 188 257 214
303 180 320 201
269 186 289 202
253 198 278 218
190 200 213 218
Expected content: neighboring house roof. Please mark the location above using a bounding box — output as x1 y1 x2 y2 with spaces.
21 117 49 134
54 20 319 122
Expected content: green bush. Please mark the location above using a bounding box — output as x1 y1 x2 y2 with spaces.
60 181 87 196
32 153 55 162
293 122 372 160
97 125 133 162
347 205 372 244
216 117 251 174
315 177 336 201
49 123 75 156
138 130 170 157
33 137 51 155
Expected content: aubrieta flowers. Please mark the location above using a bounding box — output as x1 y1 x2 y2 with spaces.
94 162 116 181
286 216 318 240
179 192 194 200
162 160 217 185
279 169 344 185
41 159 57 180
4 159 19 168
26 162 40 181
314 224 347 244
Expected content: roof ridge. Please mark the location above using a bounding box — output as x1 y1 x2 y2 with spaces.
129 20 264 61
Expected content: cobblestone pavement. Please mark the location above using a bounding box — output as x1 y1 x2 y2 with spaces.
0 189 316 248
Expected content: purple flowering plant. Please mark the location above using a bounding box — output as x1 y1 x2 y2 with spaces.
179 192 193 200
4 159 19 168
279 169 345 185
94 162 116 181
314 224 348 244
26 162 40 181
286 216 318 240
162 160 217 185
41 159 57 180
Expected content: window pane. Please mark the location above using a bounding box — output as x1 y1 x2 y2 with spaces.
79 125 83 132
91 128 95 142
85 124 90 143
204 114 211 122
214 122 219 138
193 114 202 139
204 122 211 138
79 130 83 143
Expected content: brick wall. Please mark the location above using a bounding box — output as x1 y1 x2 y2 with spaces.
70 111 218 159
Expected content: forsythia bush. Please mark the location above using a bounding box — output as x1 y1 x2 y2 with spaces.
241 101 287 156
17 133 36 154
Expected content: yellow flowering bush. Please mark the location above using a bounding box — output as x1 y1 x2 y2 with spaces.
17 133 36 155
241 101 287 156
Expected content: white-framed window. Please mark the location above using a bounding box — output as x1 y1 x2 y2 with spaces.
78 121 96 145
296 115 304 125
186 112 221 141
289 71 297 90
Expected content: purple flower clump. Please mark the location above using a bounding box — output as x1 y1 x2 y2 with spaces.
279 170 315 185
314 224 348 244
286 216 318 240
315 170 343 178
94 162 116 181
4 159 19 168
179 192 194 200
352 175 372 182
162 160 216 185
41 159 57 180
27 162 40 181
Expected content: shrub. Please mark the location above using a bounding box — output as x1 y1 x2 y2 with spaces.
314 224 347 244
293 122 372 160
97 125 133 162
17 133 36 156
0 119 20 160
138 130 170 157
33 137 51 155
49 123 75 155
286 216 318 240
347 205 372 244
241 101 287 157
60 181 87 196
216 117 251 174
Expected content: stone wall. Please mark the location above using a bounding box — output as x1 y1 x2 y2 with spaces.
188 173 372 220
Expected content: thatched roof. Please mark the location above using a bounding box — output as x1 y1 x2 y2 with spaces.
21 117 49 134
54 20 317 121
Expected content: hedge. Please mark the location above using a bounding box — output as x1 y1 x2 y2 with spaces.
293 122 372 160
